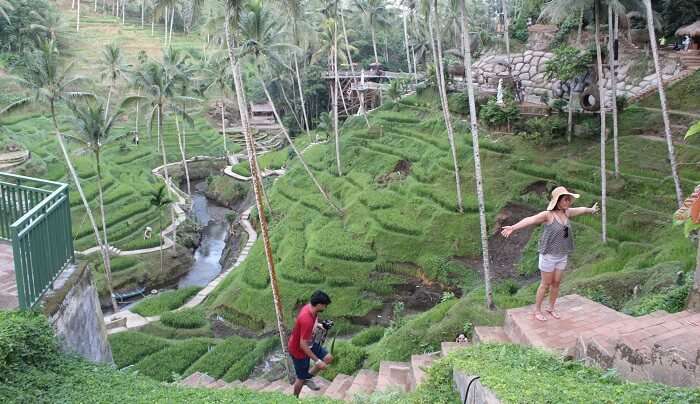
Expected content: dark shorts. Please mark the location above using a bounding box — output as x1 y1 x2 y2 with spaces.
290 342 328 380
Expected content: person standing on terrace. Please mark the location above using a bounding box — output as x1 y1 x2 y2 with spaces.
500 187 598 321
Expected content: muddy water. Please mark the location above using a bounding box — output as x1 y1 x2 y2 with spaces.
178 182 232 288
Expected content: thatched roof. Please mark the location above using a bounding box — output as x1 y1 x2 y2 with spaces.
528 24 558 33
676 21 700 37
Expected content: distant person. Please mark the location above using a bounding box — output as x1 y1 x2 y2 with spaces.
659 36 666 47
143 226 152 240
683 35 692 52
500 187 598 322
289 290 333 397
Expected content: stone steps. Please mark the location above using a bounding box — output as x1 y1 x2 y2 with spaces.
376 361 414 393
473 326 511 344
323 374 355 400
344 369 378 400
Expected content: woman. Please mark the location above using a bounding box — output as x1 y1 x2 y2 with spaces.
500 186 598 321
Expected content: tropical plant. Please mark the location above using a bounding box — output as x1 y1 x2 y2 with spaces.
99 43 130 119
202 51 233 159
0 41 117 311
149 184 172 274
0 0 13 23
352 0 388 64
544 45 590 141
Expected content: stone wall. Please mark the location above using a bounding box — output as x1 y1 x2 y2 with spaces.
453 368 502 404
44 263 113 364
470 48 687 106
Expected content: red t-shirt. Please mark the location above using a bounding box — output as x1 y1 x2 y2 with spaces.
288 304 317 359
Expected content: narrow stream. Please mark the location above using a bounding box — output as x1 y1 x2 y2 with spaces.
178 181 232 288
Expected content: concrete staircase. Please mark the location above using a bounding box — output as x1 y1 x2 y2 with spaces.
679 50 700 71
179 345 448 401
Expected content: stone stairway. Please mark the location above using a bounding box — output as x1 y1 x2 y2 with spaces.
679 50 700 71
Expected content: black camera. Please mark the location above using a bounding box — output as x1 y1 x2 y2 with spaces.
320 319 334 331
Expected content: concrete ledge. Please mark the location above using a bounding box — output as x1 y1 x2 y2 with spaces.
453 368 501 404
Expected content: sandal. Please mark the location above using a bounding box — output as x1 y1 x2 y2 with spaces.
534 312 548 322
545 308 561 319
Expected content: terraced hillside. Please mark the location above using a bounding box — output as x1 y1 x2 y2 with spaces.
204 90 700 343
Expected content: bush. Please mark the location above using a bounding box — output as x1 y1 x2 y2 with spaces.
222 338 278 382
323 341 368 381
135 339 214 382
521 116 566 146
108 332 170 369
186 336 256 379
160 308 207 329
351 326 385 347
131 287 202 317
479 96 519 127
0 311 58 376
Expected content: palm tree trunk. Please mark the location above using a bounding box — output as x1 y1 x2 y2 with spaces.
576 8 583 46
403 13 412 74
135 89 140 134
141 0 144 28
429 4 464 213
151 14 155 36
169 7 175 46
412 44 418 86
340 11 370 128
122 0 126 24
221 100 229 159
76 0 80 32
157 106 176 243
258 76 342 215
371 25 379 64
567 88 574 142
293 53 312 141
461 0 495 310
644 0 683 208
105 83 113 120
608 5 619 177
174 113 191 195
158 212 164 273
50 102 117 312
224 9 290 379
332 25 342 176
95 0 97 13
278 82 302 131
687 238 700 311
501 0 510 66
95 152 118 312
594 0 607 243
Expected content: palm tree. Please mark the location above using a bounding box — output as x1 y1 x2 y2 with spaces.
644 0 683 208
281 0 313 140
99 43 130 120
460 0 494 309
339 8 370 127
223 0 290 377
1 0 14 23
608 5 620 177
425 0 464 213
353 0 388 64
501 0 510 66
149 184 172 273
202 51 233 160
0 41 117 311
65 99 138 311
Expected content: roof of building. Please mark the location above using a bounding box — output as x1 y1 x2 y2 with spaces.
676 21 700 37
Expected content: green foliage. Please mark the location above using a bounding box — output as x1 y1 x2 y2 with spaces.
479 96 519 127
351 326 385 347
416 344 700 403
520 116 566 146
640 70 700 112
661 0 700 38
160 308 208 329
550 14 579 49
0 0 59 54
623 272 693 316
222 338 279 382
185 336 256 379
108 331 170 369
0 311 58 377
324 341 367 381
545 46 590 83
135 338 214 382
131 287 202 317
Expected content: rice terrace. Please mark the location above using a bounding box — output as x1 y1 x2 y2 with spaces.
1 0 700 402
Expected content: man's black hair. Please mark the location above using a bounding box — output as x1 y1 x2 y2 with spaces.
310 290 331 306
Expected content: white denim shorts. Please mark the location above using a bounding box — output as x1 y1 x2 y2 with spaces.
538 254 568 272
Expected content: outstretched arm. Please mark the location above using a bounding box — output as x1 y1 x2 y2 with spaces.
500 211 550 238
567 202 599 218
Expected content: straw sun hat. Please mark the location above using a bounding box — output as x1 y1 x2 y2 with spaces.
546 186 580 211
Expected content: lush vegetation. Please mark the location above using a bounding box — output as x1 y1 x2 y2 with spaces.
414 344 700 403
131 286 202 317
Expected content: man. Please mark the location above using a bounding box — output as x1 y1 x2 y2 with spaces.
288 290 333 397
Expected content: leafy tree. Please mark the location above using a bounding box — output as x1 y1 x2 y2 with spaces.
660 0 700 38
545 45 590 141
99 43 130 119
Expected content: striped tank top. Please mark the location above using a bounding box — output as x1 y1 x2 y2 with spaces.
538 214 574 255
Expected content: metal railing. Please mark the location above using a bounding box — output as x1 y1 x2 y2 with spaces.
0 172 74 309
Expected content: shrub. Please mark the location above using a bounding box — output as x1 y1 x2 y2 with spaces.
160 308 207 329
135 339 214 382
185 336 256 379
108 332 170 369
323 341 368 381
478 96 519 127
351 326 385 347
222 338 278 382
131 287 202 317
521 116 566 146
0 311 58 376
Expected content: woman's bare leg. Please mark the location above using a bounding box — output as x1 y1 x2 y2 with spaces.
535 271 554 321
546 269 564 318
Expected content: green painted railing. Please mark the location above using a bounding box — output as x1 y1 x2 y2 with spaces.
0 172 74 309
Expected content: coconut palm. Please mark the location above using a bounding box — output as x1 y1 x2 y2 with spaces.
223 0 290 377
338 8 370 127
0 41 117 311
352 0 388 64
0 0 13 23
460 0 494 309
202 51 234 160
425 0 464 213
99 43 131 120
149 184 172 273
644 0 683 208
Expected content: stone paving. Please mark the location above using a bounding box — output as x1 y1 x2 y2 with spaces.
0 241 18 310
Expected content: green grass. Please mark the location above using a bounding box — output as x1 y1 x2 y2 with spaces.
108 331 171 369
160 308 208 329
185 336 257 379
350 326 385 347
639 70 700 112
323 341 368 381
134 338 216 382
414 344 700 403
222 338 279 382
130 287 202 317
